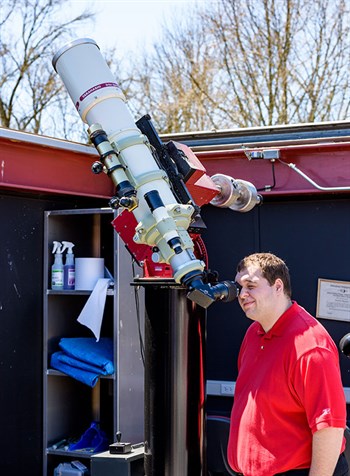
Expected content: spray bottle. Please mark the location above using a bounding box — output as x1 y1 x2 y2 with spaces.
62 241 75 290
51 241 64 290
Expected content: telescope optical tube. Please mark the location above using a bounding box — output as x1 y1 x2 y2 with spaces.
52 39 204 282
52 38 242 308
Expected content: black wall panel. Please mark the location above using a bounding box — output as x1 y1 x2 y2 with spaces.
201 205 258 383
203 197 350 386
259 198 350 384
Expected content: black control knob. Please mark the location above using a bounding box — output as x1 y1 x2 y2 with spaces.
91 161 104 174
109 196 120 210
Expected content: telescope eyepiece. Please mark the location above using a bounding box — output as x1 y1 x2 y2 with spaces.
211 280 241 303
185 274 240 309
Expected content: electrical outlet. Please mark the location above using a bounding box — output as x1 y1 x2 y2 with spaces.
220 383 235 396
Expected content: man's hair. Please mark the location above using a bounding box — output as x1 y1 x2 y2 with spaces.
236 252 292 298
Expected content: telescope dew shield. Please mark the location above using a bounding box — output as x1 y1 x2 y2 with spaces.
52 38 127 127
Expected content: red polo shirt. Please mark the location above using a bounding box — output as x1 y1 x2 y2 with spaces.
228 302 346 476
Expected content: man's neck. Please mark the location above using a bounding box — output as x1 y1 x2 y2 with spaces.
260 299 293 332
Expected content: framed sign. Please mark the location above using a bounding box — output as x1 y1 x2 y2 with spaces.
316 278 350 322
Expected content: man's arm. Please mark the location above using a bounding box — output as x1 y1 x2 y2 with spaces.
309 427 344 476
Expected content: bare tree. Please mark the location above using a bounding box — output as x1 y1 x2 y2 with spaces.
121 9 223 133
0 0 94 137
124 0 350 132
3 0 349 137
204 0 350 127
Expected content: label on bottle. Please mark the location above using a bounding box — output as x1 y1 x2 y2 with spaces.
68 269 75 286
52 269 63 287
63 266 75 290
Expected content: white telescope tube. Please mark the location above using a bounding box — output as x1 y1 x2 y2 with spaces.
52 38 175 217
52 38 204 282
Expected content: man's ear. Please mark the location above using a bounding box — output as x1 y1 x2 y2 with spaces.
275 278 284 294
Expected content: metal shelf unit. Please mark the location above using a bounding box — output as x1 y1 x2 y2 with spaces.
43 208 144 475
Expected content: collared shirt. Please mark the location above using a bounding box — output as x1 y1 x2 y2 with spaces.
228 302 346 476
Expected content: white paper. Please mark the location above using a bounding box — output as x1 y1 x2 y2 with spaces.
77 278 111 340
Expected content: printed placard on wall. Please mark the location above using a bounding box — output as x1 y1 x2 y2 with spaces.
316 278 350 322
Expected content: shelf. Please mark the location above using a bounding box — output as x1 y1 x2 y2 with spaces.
47 288 114 296
47 369 115 379
46 448 104 458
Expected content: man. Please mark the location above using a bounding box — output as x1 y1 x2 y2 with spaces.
228 252 348 476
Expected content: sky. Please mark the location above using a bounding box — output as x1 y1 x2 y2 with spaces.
66 0 207 56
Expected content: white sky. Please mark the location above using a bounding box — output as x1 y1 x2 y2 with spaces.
67 0 207 56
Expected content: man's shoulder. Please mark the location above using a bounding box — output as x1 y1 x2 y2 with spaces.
289 304 336 356
287 303 320 331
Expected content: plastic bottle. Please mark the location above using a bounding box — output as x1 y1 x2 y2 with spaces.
51 241 64 290
62 241 75 290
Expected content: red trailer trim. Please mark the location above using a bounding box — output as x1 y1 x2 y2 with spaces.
196 141 350 197
1 126 349 198
0 128 114 198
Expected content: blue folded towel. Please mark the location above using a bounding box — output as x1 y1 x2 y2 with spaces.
59 337 114 374
50 337 114 387
51 352 100 387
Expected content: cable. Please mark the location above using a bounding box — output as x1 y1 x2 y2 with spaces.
257 160 276 192
132 259 145 367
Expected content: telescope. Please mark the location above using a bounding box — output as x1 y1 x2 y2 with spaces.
52 38 260 308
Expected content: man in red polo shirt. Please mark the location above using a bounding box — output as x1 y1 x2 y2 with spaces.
228 252 348 476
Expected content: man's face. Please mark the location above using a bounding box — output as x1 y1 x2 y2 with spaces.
235 264 279 323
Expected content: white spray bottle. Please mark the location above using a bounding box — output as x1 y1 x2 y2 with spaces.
51 241 64 290
62 241 75 290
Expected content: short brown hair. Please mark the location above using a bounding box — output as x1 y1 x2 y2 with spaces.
236 252 292 298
